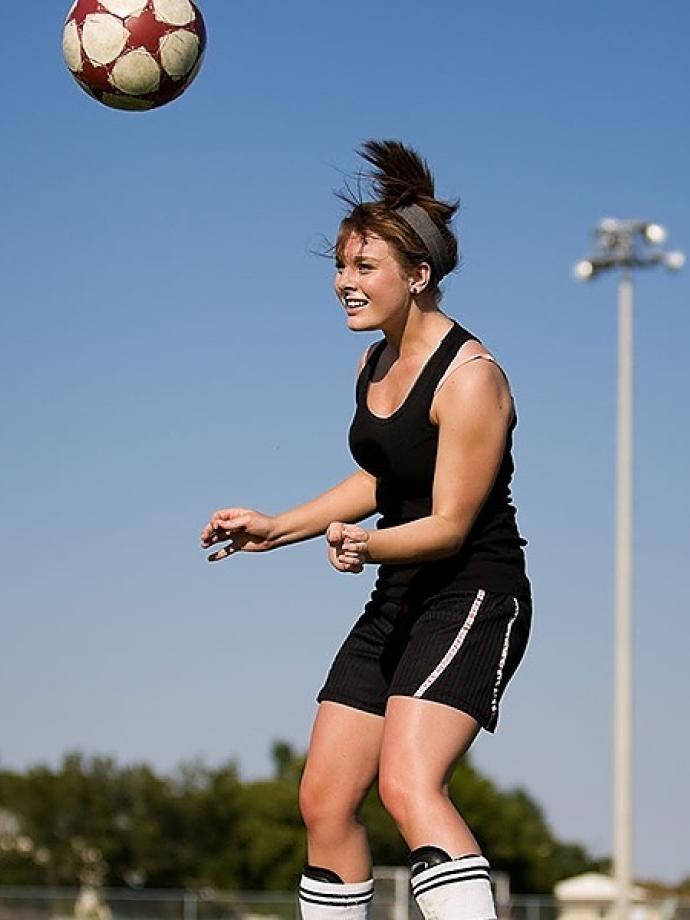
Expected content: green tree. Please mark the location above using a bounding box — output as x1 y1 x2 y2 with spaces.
0 744 598 894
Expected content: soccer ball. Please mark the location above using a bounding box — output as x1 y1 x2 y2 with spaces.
62 0 207 111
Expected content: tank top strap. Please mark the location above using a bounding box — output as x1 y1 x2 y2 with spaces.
355 322 478 409
355 338 387 405
412 322 479 404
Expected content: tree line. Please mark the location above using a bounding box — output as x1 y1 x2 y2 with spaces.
0 744 597 894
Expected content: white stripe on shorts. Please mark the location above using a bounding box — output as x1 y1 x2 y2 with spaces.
413 589 486 698
489 596 520 718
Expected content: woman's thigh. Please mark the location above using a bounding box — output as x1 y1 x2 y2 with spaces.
379 696 479 795
300 701 385 819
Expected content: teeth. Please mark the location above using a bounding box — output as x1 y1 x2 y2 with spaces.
345 299 367 308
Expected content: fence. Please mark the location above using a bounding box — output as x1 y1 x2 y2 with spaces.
0 885 688 920
0 885 562 920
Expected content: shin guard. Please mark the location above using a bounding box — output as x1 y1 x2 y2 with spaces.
409 848 496 920
298 866 374 920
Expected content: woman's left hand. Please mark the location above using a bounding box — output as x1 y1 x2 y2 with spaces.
326 523 370 574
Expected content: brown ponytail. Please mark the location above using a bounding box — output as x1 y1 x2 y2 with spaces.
335 140 460 293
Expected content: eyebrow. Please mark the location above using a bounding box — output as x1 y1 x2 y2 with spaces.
341 254 380 266
335 251 382 267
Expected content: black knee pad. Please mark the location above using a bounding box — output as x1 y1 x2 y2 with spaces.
409 846 453 877
303 865 344 884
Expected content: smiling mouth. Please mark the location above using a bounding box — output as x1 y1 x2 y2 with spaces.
343 298 368 311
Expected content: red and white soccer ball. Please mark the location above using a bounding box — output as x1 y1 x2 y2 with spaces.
62 0 207 111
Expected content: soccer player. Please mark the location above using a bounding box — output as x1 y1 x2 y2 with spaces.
201 140 531 920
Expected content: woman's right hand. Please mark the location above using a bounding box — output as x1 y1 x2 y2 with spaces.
326 522 366 574
201 508 276 562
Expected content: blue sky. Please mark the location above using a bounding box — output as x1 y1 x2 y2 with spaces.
1 0 689 887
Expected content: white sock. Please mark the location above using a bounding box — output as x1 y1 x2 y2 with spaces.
298 874 374 920
411 855 497 920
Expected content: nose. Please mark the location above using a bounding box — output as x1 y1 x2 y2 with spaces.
335 265 357 293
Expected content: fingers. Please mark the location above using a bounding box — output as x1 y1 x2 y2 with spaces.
327 523 354 562
342 523 366 539
339 526 369 568
207 542 235 563
326 522 345 545
327 535 353 573
328 550 362 574
201 509 251 548
207 545 233 563
200 519 219 546
338 553 365 572
328 523 365 547
327 522 366 574
213 513 251 532
201 526 227 548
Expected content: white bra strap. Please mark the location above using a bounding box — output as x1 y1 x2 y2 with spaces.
434 353 501 396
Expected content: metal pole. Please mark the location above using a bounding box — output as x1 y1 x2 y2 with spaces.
613 268 633 920
393 867 410 920
183 891 198 920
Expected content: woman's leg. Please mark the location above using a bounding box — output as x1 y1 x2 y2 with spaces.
378 696 479 853
299 701 385 882
378 696 495 920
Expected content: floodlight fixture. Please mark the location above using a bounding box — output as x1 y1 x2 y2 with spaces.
665 250 686 271
599 217 620 233
644 223 666 245
573 218 684 278
573 259 595 281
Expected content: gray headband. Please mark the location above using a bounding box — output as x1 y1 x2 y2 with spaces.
395 203 453 280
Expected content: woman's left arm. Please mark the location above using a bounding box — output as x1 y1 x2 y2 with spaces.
331 362 514 568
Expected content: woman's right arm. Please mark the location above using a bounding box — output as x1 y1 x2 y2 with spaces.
271 469 378 546
201 469 378 560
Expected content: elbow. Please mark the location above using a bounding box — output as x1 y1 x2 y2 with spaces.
434 514 467 559
439 539 464 560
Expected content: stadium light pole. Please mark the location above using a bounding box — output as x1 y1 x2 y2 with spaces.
573 220 684 920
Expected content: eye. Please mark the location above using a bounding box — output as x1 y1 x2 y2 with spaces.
358 262 374 272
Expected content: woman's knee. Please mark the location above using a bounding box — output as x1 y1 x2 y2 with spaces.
299 770 361 830
378 769 416 825
379 768 446 827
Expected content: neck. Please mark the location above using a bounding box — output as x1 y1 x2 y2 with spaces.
382 301 454 359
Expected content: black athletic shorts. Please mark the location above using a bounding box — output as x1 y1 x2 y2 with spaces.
317 587 531 732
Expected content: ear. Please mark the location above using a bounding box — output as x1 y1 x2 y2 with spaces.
409 262 432 294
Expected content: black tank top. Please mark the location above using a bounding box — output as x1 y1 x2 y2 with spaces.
348 321 530 607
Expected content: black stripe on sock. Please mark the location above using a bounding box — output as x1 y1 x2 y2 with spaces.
298 892 374 907
413 871 491 898
412 869 491 894
411 863 488 889
411 862 488 889
299 884 374 899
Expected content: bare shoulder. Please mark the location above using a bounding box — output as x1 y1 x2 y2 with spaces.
431 346 514 427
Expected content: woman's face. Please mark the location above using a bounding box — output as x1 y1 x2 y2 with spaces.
334 232 413 332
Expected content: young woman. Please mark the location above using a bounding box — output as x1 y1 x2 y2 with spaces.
201 141 531 920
